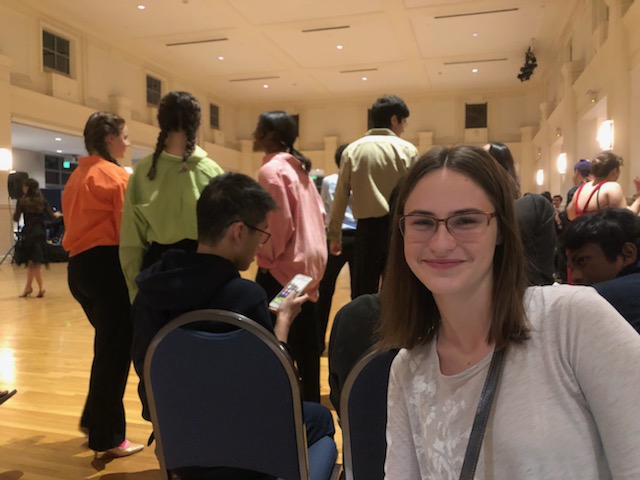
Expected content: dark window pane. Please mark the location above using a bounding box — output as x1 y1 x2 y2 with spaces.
465 103 488 129
56 36 70 55
209 104 219 129
43 31 55 50
57 55 70 75
44 156 60 169
43 52 56 69
61 172 73 185
45 170 59 185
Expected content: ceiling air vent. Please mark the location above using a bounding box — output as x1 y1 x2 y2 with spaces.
434 8 518 19
229 76 280 82
166 37 228 47
302 25 350 33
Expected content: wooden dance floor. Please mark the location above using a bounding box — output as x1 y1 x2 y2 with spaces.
0 261 350 478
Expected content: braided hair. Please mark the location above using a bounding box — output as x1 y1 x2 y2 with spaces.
83 112 126 165
147 91 201 180
256 111 311 173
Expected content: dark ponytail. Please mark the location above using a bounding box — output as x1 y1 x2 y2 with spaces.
148 91 201 180
256 111 311 173
83 112 125 165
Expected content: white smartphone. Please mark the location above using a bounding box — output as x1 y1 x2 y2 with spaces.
269 274 313 312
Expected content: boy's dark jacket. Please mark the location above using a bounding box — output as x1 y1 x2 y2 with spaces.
131 249 274 421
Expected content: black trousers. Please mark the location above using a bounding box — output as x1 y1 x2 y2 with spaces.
255 270 320 403
68 246 132 451
316 231 355 352
352 215 390 298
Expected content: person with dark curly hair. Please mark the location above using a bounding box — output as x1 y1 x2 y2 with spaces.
119 91 223 302
14 178 60 297
63 111 144 458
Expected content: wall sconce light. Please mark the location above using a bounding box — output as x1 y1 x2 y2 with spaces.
536 168 545 187
555 128 562 138
597 119 614 151
557 152 567 175
587 89 598 104
0 148 12 171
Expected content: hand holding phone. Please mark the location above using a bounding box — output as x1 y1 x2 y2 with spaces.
269 274 312 312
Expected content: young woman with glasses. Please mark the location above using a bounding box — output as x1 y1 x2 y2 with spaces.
252 111 327 403
379 145 640 478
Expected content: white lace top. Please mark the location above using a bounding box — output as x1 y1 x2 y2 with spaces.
385 285 640 479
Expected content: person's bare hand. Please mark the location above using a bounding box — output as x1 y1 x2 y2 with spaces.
329 240 342 256
274 293 309 342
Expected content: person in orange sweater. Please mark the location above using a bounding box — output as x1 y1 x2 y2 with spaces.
62 112 143 458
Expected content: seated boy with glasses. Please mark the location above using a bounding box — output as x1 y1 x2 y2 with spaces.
131 172 335 479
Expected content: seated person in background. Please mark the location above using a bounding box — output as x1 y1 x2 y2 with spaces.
131 172 334 479
560 208 640 333
328 293 380 416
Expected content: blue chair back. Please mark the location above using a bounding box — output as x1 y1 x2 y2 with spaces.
340 349 399 480
144 309 310 480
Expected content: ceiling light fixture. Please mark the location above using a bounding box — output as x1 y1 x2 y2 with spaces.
263 84 269 89
362 76 368 81
56 149 62 153
472 68 478 73
137 5 145 10
336 45 344 50
472 32 478 37
55 137 62 141
217 56 224 60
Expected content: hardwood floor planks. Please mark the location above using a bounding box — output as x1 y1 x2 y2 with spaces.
0 262 352 478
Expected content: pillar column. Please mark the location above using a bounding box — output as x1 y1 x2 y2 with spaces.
0 54 14 256
109 95 133 167
323 136 338 175
418 131 433 154
603 0 632 189
240 139 255 176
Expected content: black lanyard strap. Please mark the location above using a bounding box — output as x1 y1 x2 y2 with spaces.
459 347 506 480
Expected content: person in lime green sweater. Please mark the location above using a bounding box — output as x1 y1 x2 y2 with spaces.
120 91 223 302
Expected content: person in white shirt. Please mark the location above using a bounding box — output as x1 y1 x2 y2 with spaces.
316 143 356 353
378 145 640 479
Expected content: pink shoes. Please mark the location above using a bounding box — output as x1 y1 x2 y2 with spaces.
104 439 144 458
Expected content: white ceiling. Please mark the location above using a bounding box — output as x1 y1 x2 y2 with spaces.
13 0 573 156
20 0 570 104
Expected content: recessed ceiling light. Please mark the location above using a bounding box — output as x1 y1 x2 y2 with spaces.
217 56 224 60
137 5 146 10
56 149 62 153
336 44 343 50
362 76 368 81
54 137 62 141
472 32 478 37
263 84 269 89
472 68 478 73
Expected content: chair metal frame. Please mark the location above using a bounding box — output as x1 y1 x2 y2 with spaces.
144 308 312 480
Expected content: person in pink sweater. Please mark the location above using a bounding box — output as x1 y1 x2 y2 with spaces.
253 111 327 402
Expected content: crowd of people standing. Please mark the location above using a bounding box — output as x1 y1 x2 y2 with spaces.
10 89 640 478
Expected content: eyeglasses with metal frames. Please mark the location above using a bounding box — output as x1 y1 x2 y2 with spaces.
399 212 497 242
244 222 271 244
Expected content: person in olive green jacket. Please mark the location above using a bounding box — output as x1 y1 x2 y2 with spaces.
120 91 223 302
